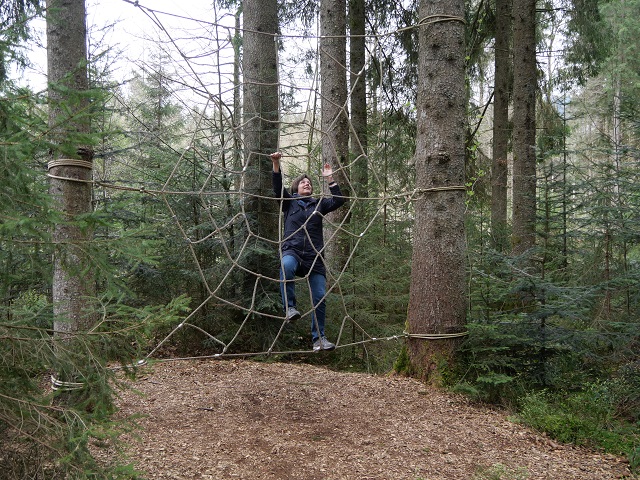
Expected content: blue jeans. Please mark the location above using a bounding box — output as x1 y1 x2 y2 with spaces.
280 254 326 341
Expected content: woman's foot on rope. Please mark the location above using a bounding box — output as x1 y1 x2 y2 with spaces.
286 307 301 323
313 336 335 352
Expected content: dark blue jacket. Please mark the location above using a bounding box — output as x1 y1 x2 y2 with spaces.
273 171 345 276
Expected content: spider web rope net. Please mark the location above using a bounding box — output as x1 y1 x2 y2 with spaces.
92 1 429 362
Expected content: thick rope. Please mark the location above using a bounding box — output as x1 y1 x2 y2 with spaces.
48 158 93 170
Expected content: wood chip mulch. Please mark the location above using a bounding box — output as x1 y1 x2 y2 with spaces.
108 359 634 479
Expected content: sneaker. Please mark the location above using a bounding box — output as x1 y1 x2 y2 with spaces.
285 307 301 323
312 336 336 352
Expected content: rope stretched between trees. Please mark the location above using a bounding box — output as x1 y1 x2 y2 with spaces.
118 330 470 369
126 0 465 41
43 173 467 202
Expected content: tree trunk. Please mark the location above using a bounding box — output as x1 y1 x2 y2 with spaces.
349 0 368 198
242 0 279 282
406 0 467 383
511 0 537 255
233 6 242 192
491 0 512 251
46 0 95 336
321 0 350 268
348 0 367 357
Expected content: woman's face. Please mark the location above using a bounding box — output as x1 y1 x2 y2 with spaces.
297 177 313 196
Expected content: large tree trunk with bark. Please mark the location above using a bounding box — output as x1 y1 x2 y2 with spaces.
47 0 96 336
406 0 467 383
491 0 512 251
349 0 368 198
242 0 279 284
511 0 537 255
321 0 350 267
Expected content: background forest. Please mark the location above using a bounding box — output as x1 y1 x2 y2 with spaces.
1 0 639 477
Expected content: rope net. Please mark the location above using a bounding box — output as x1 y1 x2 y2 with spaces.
86 1 454 363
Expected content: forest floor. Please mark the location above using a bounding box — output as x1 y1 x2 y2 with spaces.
109 359 635 480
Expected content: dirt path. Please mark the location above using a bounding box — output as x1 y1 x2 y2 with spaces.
112 359 633 479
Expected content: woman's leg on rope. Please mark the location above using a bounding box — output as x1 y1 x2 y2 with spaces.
280 254 301 322
308 272 333 350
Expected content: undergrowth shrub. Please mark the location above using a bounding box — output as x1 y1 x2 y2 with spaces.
517 386 638 462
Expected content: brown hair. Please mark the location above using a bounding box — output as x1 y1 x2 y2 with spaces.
290 174 312 195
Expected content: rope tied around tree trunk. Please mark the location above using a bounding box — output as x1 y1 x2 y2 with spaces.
48 158 93 170
414 186 467 194
47 158 94 183
50 375 85 391
417 15 467 27
404 331 469 340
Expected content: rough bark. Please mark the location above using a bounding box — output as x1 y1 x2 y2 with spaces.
491 0 512 251
320 0 349 175
46 0 95 336
320 0 350 266
511 0 537 255
349 0 368 198
242 0 279 277
406 0 467 383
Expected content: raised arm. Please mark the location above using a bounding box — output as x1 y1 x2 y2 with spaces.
271 151 291 200
320 162 345 213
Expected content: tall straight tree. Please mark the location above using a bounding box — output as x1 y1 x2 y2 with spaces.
320 0 348 174
320 0 350 263
511 0 537 255
491 0 512 251
349 0 368 198
406 0 467 381
46 0 95 335
242 0 279 278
